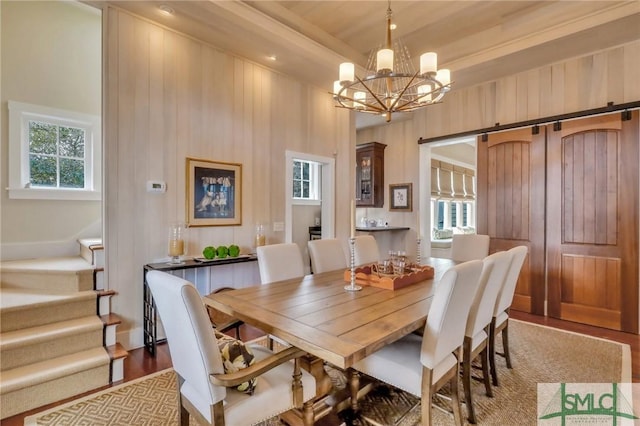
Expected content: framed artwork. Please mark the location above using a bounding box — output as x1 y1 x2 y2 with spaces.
389 183 412 212
186 157 242 227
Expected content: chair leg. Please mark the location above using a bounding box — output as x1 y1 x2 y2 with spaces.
176 375 190 426
502 320 512 369
489 318 499 386
421 368 434 426
462 337 477 424
480 344 493 398
450 364 463 426
179 402 189 426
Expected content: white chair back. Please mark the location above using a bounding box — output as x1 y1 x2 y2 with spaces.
257 243 305 284
353 235 379 266
466 250 513 338
451 234 490 262
146 271 226 416
420 260 483 369
494 245 528 315
308 238 347 273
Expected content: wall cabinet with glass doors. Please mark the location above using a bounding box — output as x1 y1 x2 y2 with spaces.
356 142 386 207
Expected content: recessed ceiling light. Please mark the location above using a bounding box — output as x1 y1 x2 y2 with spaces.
267 55 277 61
158 5 174 16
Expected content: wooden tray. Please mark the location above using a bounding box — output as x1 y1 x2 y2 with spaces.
343 264 435 290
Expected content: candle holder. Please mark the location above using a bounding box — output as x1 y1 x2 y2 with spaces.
167 222 186 265
416 237 422 265
345 237 362 291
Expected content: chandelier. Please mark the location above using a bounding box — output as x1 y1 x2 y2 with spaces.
332 3 451 122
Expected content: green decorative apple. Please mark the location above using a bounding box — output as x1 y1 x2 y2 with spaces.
202 246 216 260
216 245 229 258
228 244 240 257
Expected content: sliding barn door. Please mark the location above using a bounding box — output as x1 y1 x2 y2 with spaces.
547 112 639 333
477 128 546 315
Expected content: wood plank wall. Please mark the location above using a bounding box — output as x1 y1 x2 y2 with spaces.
104 7 354 346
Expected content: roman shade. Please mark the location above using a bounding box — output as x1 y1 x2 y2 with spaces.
438 162 454 199
431 160 440 197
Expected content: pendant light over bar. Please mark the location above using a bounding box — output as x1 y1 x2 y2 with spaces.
332 2 451 122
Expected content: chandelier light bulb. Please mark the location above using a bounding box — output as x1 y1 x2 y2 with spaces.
420 52 437 75
333 80 342 96
437 68 451 87
354 91 367 109
339 62 355 83
377 48 394 73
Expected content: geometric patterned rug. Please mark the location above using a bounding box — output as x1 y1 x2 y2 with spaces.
24 320 631 426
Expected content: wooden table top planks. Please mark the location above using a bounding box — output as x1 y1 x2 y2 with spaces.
204 257 456 369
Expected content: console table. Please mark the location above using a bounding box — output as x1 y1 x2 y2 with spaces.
143 255 258 356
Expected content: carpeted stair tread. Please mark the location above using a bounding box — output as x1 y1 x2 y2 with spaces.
0 288 96 310
0 256 93 273
0 257 95 292
0 290 97 333
0 346 110 393
0 317 104 370
0 315 103 350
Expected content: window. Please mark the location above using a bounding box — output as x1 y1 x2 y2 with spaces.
292 159 321 204
8 101 101 200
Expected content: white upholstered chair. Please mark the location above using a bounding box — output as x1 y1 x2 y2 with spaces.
462 250 513 423
489 245 528 386
350 260 484 426
307 238 347 274
353 235 379 266
256 243 305 284
451 234 490 262
256 243 305 348
146 271 316 426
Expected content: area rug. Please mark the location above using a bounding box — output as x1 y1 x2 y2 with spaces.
24 320 631 426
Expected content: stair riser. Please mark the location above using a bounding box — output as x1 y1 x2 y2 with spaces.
1 270 94 292
0 365 109 419
98 294 111 316
1 330 103 371
111 358 124 382
1 299 96 333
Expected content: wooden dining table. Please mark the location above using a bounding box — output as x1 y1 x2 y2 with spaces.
203 257 456 423
205 257 454 368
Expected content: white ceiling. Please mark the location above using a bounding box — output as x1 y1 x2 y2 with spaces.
102 1 640 128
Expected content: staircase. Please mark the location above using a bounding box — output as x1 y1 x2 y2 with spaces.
0 239 127 419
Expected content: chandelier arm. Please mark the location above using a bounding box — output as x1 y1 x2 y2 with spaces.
355 75 390 112
388 71 421 111
329 90 386 113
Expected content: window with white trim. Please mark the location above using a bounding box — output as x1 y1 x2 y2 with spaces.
292 159 321 204
8 101 101 200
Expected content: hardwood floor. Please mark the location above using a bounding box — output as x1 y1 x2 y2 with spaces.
3 316 638 425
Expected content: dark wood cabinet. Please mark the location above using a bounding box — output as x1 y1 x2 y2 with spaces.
356 142 386 207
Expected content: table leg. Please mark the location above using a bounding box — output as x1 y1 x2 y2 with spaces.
348 369 360 412
279 354 335 425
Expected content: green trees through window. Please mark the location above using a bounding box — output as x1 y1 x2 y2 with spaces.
29 121 85 188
